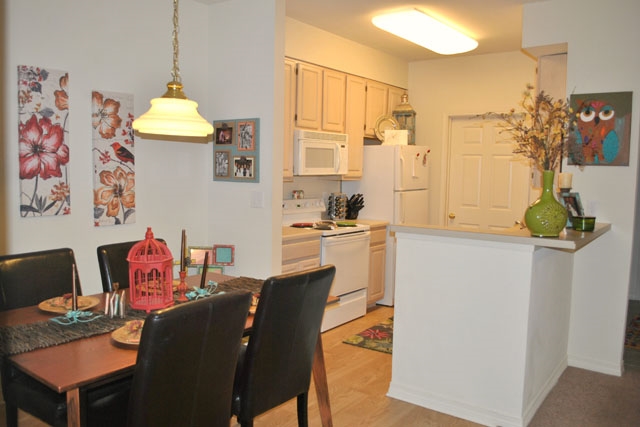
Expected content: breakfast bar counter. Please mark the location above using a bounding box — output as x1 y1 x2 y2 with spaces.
386 223 610 427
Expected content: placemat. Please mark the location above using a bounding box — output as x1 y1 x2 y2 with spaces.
0 276 264 357
0 310 146 357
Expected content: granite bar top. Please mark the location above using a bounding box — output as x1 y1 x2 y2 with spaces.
389 223 611 251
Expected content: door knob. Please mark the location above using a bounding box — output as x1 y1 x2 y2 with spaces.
448 213 456 219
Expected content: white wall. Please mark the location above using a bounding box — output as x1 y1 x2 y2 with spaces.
4 0 212 294
285 18 408 88
523 0 640 374
205 0 283 279
408 52 537 225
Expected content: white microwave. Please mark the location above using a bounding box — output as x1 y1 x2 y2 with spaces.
293 129 349 176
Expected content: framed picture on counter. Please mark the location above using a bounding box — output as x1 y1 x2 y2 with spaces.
213 118 259 183
559 192 584 228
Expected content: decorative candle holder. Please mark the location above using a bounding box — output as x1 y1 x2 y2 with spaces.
176 270 189 302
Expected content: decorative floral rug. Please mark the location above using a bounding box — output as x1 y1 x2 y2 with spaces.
343 317 393 354
625 314 640 348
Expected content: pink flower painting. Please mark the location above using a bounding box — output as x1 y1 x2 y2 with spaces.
18 66 71 216
92 90 135 226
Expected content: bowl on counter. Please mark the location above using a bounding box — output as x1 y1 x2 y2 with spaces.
573 216 596 232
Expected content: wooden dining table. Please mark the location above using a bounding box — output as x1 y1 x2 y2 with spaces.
1 272 333 427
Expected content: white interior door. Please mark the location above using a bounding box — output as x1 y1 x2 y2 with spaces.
446 116 530 230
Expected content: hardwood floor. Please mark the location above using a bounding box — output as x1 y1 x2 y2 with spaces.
228 305 479 427
3 305 479 427
4 303 640 426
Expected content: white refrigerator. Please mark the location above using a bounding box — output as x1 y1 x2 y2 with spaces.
342 144 430 306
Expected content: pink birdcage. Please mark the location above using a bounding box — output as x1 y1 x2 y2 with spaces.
127 227 174 312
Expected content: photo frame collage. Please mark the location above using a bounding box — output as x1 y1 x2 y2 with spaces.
213 118 260 183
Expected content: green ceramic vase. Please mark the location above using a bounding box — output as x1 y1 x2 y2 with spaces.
524 170 568 237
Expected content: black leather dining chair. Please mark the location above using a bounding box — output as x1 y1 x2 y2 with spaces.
96 238 165 293
0 248 81 427
231 265 336 427
118 290 252 427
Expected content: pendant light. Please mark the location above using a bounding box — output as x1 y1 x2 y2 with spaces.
132 0 213 138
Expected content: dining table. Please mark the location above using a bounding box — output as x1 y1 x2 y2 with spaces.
0 272 333 427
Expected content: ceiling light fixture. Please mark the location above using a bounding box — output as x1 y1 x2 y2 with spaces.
372 9 478 55
132 0 213 139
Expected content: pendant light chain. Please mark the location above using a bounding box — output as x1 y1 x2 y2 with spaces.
171 0 182 83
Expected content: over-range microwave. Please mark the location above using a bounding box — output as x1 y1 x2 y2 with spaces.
293 129 349 176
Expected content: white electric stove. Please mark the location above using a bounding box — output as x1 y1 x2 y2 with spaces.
283 199 370 331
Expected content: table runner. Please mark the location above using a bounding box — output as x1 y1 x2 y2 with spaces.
0 276 264 357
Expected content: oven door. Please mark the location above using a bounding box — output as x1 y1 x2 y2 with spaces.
321 231 370 295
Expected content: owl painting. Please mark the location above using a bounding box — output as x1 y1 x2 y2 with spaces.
571 91 633 166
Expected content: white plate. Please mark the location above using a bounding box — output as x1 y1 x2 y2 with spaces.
374 115 399 142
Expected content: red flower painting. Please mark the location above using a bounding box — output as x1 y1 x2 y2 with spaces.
19 114 69 180
18 65 71 217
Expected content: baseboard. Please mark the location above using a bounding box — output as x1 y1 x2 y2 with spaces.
568 353 623 376
387 381 524 427
522 356 567 426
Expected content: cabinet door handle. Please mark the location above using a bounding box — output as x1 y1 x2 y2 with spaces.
448 213 456 219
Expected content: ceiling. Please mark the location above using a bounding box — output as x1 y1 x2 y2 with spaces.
285 0 542 62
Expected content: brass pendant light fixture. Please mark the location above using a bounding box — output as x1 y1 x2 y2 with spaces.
132 0 213 139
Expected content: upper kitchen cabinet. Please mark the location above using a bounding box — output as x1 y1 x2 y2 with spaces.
388 86 405 118
295 62 346 133
283 59 296 181
343 75 366 180
364 81 388 138
364 81 407 138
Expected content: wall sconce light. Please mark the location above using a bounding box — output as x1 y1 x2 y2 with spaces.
132 0 213 139
372 9 478 55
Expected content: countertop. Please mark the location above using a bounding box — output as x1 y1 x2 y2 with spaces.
354 219 389 228
282 219 388 241
389 222 611 251
282 226 323 242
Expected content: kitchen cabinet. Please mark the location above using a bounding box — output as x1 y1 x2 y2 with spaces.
343 75 366 180
295 62 323 130
282 228 322 273
364 81 388 138
364 81 407 138
283 59 296 181
367 222 387 305
322 69 346 133
294 63 346 133
282 57 406 181
387 85 405 116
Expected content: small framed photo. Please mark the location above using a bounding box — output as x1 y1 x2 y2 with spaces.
214 122 234 145
237 120 256 151
188 246 214 266
233 156 254 179
559 192 584 228
213 245 235 266
214 150 231 177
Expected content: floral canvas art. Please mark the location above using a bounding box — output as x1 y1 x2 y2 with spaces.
18 65 71 216
92 90 135 226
